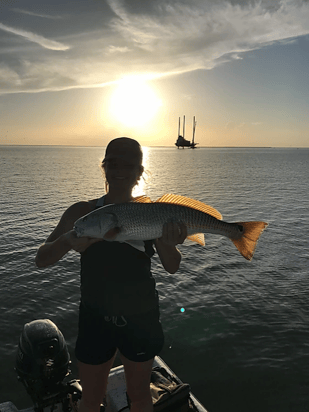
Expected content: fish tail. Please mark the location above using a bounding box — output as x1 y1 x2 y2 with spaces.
231 221 268 261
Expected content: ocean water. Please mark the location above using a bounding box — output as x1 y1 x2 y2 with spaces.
0 145 309 412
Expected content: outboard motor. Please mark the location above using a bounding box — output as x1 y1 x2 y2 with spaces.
15 319 82 412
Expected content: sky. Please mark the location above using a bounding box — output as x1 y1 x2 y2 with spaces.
0 0 309 147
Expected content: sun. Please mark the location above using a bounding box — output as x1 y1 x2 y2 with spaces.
110 77 162 128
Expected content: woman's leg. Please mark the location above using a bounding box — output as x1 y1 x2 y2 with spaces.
119 353 154 412
78 353 116 412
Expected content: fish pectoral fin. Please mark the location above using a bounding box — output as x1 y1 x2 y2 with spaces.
186 233 205 246
132 195 153 203
155 194 222 220
103 227 121 240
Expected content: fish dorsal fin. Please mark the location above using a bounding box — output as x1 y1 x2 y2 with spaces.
132 195 153 203
155 194 222 220
187 233 205 246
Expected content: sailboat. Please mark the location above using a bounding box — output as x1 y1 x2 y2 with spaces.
175 116 198 149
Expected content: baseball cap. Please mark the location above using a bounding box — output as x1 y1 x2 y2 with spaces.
103 137 143 165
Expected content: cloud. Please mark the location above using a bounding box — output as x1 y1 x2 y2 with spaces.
106 0 309 66
11 8 63 19
1 0 309 94
0 22 70 50
0 64 22 88
106 45 130 54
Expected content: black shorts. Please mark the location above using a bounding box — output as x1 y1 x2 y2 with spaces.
75 302 164 365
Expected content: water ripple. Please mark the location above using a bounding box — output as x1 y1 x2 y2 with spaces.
1 146 309 411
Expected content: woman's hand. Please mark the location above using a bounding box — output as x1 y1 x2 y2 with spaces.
155 222 187 274
35 230 101 268
65 230 101 253
158 222 187 247
35 201 101 268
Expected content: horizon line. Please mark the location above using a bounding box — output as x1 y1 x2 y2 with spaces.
0 144 308 149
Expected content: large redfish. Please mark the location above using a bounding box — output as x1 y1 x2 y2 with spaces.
74 194 268 261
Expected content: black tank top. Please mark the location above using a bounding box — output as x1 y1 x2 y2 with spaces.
80 196 159 316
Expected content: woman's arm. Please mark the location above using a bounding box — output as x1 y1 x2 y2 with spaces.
35 232 72 268
35 202 100 268
155 222 187 274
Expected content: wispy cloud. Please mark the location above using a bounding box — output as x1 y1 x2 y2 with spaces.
0 65 21 87
1 0 309 94
107 0 309 68
106 45 130 54
0 22 70 50
11 8 63 19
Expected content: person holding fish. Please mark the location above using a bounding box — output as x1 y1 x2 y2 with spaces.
35 137 188 412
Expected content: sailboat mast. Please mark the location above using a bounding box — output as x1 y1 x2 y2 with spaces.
183 115 185 139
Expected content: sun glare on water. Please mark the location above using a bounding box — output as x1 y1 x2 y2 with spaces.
110 77 162 128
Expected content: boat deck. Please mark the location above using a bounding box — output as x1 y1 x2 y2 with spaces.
0 357 207 412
